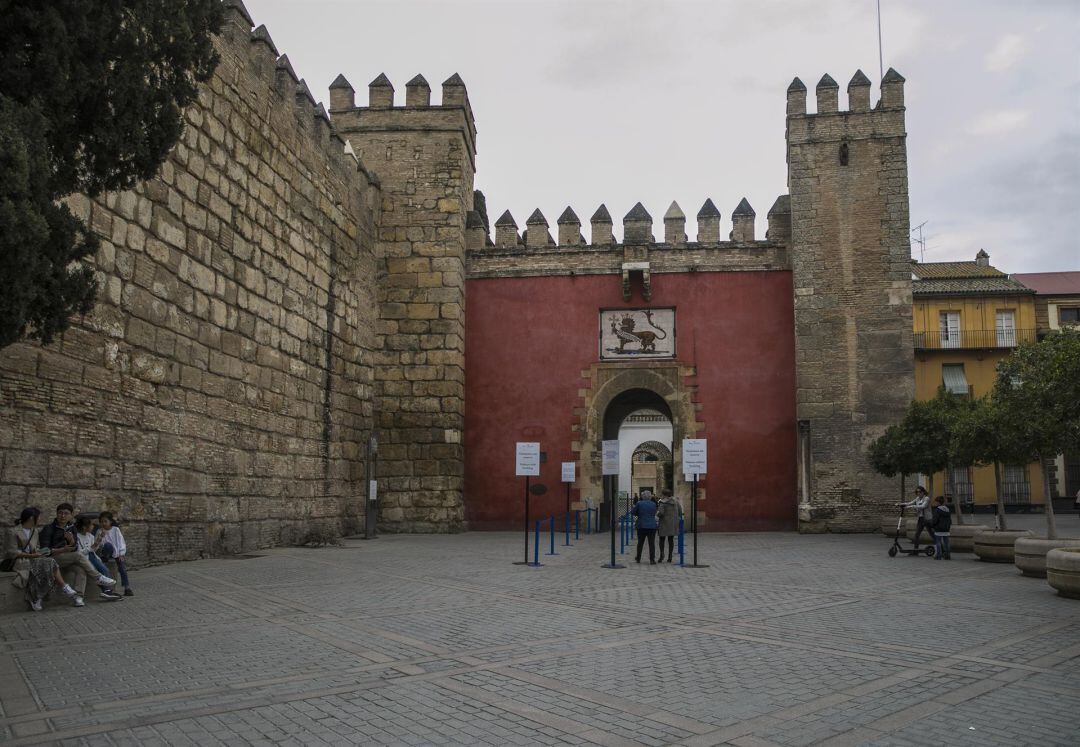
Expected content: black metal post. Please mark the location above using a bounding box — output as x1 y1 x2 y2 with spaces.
565 481 571 514
687 474 709 568
363 435 378 540
602 474 624 569
513 476 532 565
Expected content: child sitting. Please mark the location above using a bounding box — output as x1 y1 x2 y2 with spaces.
74 516 122 601
95 512 133 596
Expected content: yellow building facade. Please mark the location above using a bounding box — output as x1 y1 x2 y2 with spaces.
911 251 1044 510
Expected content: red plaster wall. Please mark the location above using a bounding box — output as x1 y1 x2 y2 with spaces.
464 271 797 531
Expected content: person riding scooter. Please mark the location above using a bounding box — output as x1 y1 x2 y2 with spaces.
902 486 935 551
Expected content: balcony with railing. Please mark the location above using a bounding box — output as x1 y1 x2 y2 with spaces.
914 328 1036 351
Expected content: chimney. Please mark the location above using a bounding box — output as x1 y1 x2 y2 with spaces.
975 249 990 267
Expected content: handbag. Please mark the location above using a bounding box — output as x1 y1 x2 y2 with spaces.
1 531 35 572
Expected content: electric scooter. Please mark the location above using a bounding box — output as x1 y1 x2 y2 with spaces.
887 504 935 557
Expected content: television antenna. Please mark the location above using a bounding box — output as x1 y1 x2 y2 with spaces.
911 221 927 262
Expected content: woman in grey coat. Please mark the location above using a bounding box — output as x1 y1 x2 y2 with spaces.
655 490 683 563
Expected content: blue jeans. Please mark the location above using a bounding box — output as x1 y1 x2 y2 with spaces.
97 543 130 588
934 535 951 559
86 552 110 578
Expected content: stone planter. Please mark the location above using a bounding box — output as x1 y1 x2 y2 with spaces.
973 529 1034 563
949 524 990 553
1046 548 1080 599
1014 538 1080 578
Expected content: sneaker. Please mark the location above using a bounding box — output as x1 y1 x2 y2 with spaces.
30 598 43 612
99 589 123 601
73 596 85 607
60 584 77 598
123 588 134 597
97 575 117 587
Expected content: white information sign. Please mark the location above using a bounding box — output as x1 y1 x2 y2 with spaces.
515 442 541 476
368 480 377 501
602 440 620 475
561 462 576 483
683 438 707 477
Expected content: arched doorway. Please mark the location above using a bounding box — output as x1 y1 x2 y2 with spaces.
573 362 702 527
630 438 674 497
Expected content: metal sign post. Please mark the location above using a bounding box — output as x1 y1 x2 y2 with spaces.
514 442 540 565
683 438 709 569
561 462 575 514
363 434 378 540
601 440 624 569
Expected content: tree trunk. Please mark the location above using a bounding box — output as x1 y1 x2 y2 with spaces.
928 473 934 502
994 461 1007 531
945 461 964 525
900 473 906 506
1041 456 1058 540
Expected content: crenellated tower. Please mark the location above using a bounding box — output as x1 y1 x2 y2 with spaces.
786 69 915 531
329 73 478 532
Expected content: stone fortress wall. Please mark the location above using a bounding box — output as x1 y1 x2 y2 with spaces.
0 0 914 563
0 2 383 563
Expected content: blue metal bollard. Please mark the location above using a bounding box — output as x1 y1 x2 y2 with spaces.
678 517 685 567
564 512 571 546
586 508 591 535
619 515 626 554
575 510 581 540
546 516 558 555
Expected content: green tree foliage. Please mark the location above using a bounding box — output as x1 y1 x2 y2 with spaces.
992 328 1080 538
0 0 223 348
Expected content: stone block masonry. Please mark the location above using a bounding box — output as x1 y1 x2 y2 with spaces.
330 73 477 533
0 2 381 564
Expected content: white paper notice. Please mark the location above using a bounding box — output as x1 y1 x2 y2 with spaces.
602 440 620 475
368 480 377 501
516 442 541 476
561 462 576 482
683 438 707 476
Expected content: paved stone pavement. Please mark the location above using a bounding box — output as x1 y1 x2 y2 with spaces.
0 528 1078 746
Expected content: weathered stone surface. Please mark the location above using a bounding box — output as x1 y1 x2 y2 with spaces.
974 529 1035 563
1014 537 1080 578
1046 547 1080 599
0 16 379 564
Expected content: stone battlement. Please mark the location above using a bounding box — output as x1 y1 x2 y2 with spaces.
221 1 378 191
473 195 792 252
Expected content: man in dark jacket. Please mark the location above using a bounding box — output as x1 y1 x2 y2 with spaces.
40 502 119 606
632 490 659 564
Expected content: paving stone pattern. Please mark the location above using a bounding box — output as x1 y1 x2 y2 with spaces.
0 531 1077 745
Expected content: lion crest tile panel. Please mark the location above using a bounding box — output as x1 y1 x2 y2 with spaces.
601 308 675 359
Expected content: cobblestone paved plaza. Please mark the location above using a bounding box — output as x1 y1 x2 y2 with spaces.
1 528 1078 746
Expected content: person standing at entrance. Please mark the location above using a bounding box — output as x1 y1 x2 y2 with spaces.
656 489 682 563
632 490 659 564
902 486 934 550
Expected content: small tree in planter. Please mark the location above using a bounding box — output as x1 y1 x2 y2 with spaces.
892 390 966 524
993 328 1080 540
950 396 1032 531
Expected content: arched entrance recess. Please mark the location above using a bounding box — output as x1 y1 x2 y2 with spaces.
572 363 701 525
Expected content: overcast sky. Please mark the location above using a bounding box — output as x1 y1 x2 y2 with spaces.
248 0 1078 272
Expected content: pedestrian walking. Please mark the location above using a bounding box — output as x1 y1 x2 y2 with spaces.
931 496 952 560
902 486 935 550
632 490 659 564
656 489 683 563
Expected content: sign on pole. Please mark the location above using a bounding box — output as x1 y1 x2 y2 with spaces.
561 462 576 483
602 440 620 476
368 479 377 501
516 442 541 476
683 438 707 477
